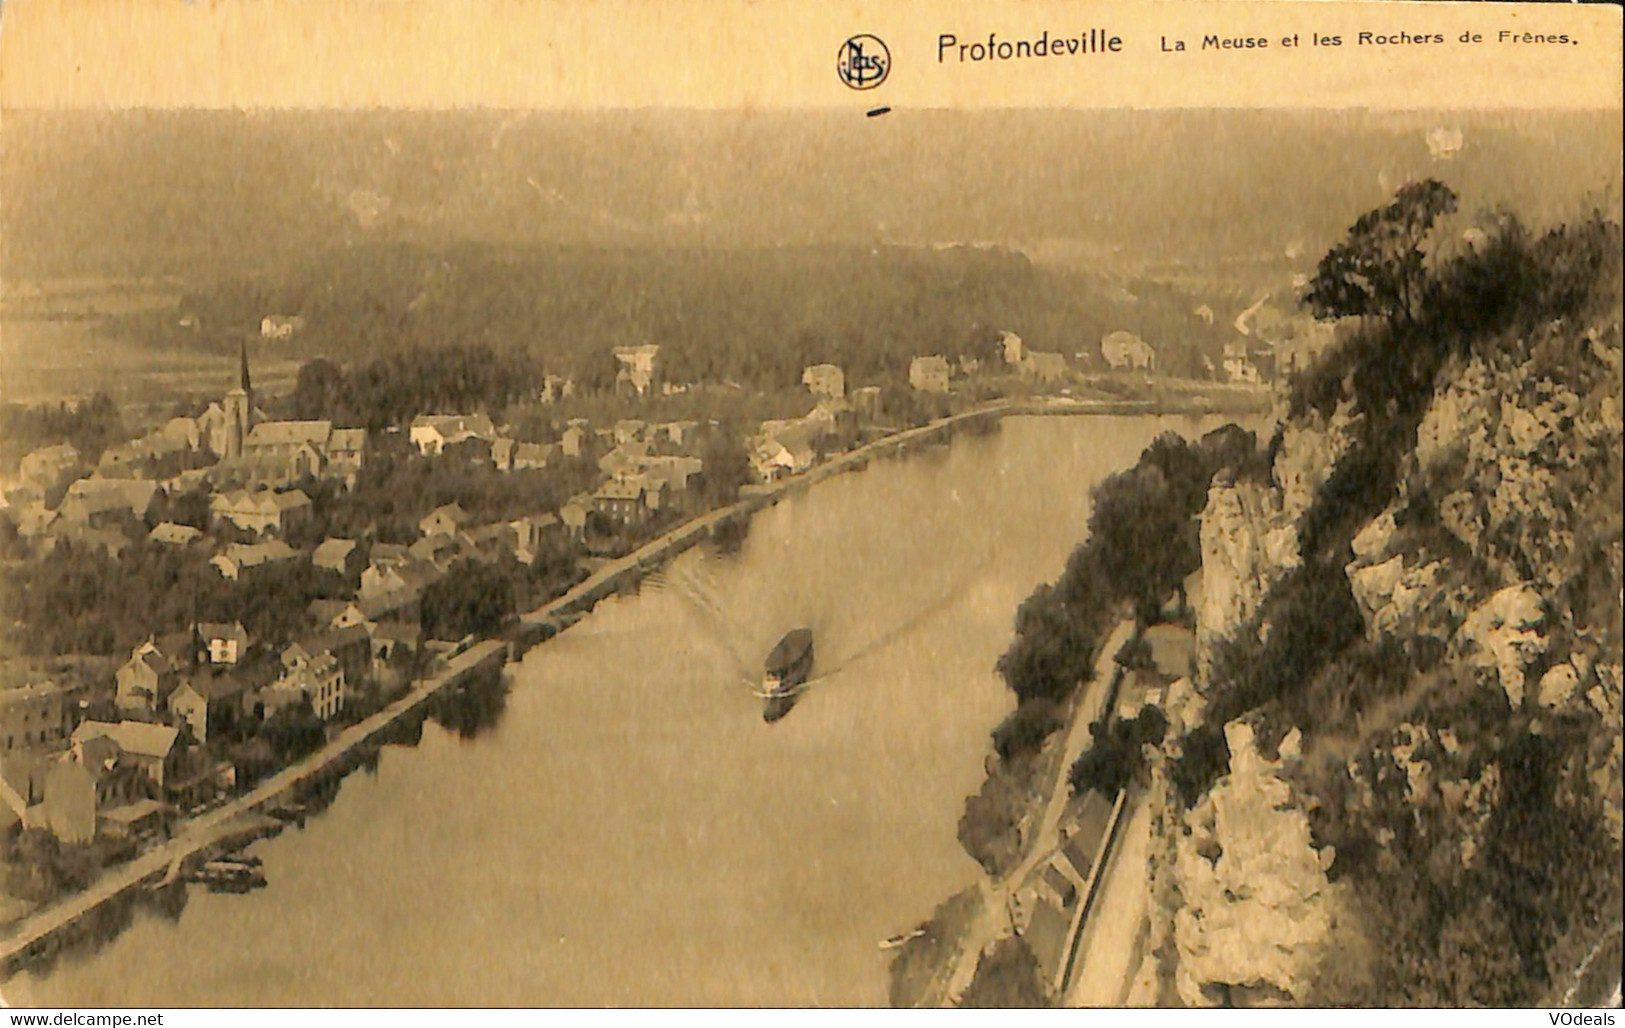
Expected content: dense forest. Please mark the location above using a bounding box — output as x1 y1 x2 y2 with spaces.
133 242 1232 393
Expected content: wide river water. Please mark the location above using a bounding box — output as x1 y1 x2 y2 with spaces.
7 413 1238 1007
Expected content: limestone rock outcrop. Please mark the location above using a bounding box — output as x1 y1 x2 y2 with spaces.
1195 477 1298 678
1169 720 1340 1006
1274 398 1363 527
1454 584 1548 709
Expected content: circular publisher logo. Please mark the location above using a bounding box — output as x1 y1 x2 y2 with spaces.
838 35 890 90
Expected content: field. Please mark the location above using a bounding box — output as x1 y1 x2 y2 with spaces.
1 319 299 416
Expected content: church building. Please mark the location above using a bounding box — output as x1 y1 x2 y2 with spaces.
211 345 368 489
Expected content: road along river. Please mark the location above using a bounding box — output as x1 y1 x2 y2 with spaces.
5 412 1241 1007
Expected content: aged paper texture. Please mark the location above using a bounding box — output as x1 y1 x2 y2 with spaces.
0 0 1621 1009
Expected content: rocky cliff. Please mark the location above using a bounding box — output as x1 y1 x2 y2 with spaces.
1145 212 1623 1006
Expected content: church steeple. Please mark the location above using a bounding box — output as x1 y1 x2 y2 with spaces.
224 341 253 461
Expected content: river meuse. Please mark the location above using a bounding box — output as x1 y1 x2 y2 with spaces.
7 414 1236 1006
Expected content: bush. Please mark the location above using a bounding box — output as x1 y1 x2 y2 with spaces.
957 765 1036 876
258 702 326 763
996 582 1103 705
420 558 517 641
1069 706 1168 798
991 698 1064 762
996 431 1243 704
958 936 1052 1008
887 887 983 1008
1169 723 1230 808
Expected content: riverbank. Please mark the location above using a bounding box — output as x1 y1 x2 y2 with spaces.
1 392 1266 982
889 411 1268 1008
917 619 1138 1008
0 640 506 974
523 389 1269 628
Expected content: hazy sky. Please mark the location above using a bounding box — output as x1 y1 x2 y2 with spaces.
1 0 1619 110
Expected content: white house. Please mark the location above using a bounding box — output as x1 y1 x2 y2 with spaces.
196 622 249 665
409 414 497 457
278 651 346 721
260 315 306 339
211 488 312 536
612 345 661 398
1222 341 1262 384
909 356 952 393
1101 331 1156 371
210 540 299 580
802 364 845 400
999 330 1025 365
419 503 471 538
312 537 359 574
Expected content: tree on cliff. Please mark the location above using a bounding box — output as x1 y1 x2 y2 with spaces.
1088 461 1202 621
1302 179 1458 327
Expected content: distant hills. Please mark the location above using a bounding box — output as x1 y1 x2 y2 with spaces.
3 108 1617 392
5 108 1619 282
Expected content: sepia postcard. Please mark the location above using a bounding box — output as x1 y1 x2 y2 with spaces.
0 0 1621 1011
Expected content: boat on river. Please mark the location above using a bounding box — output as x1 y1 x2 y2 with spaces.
762 628 814 723
191 858 267 894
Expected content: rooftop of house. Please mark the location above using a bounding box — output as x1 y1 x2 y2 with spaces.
99 797 170 826
217 540 300 567
1023 897 1072 977
410 414 496 438
423 502 470 526
370 621 420 644
300 624 371 657
596 478 646 502
464 524 511 546
72 720 181 760
121 645 169 678
212 488 311 514
640 457 704 489
1041 864 1078 904
1102 330 1153 350
63 476 160 512
148 522 203 545
174 671 249 702
513 512 560 531
195 622 248 645
395 559 441 592
23 442 80 463
409 533 467 561
0 679 75 704
357 587 418 622
313 537 358 562
75 736 127 779
328 427 366 451
1059 836 1094 881
245 420 333 448
308 599 351 623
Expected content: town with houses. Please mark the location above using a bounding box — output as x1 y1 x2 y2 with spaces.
0 310 1311 924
